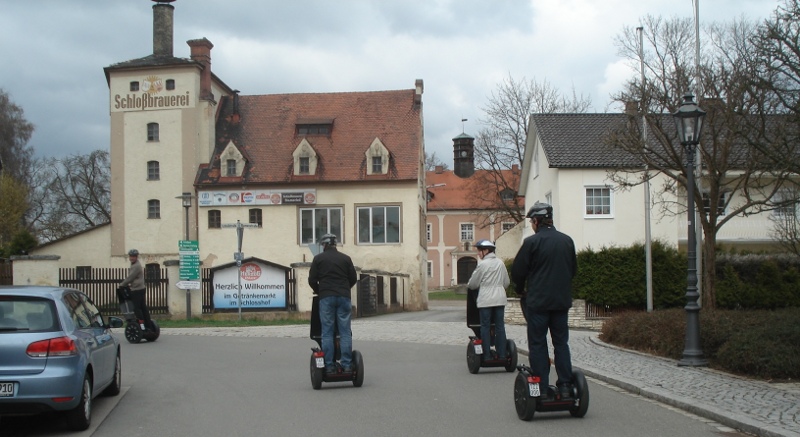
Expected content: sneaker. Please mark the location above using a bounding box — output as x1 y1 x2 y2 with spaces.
325 365 336 373
342 365 354 373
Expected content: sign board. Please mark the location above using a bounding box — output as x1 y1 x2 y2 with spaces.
212 261 287 310
179 240 200 280
197 189 316 207
176 281 201 290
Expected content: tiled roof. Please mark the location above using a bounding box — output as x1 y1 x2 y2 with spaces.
198 89 422 185
426 168 522 210
531 114 645 168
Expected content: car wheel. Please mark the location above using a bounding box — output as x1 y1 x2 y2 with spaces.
124 322 142 344
514 371 536 421
569 369 590 418
65 373 92 431
353 350 364 387
103 352 122 396
466 341 481 374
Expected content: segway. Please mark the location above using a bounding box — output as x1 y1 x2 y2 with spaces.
308 295 364 389
513 365 589 420
116 286 160 344
466 288 518 373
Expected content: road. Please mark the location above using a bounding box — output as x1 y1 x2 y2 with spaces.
2 301 750 436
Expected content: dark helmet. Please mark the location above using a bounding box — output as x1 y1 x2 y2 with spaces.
128 249 140 257
526 201 553 220
319 234 337 247
474 239 496 252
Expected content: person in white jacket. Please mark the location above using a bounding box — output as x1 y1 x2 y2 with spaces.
467 239 510 361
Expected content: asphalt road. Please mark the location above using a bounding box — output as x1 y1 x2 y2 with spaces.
2 302 750 437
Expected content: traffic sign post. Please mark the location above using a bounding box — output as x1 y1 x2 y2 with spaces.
221 221 259 320
178 240 200 319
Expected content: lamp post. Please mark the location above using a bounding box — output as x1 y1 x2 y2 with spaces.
673 92 708 367
176 192 193 319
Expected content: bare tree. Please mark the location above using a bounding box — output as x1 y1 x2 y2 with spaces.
0 173 29 255
32 150 111 243
424 151 449 171
606 14 799 309
475 74 591 227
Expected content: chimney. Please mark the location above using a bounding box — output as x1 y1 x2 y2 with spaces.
414 79 424 105
152 0 175 57
188 38 214 101
624 101 639 115
434 165 443 174
231 89 241 123
453 132 475 178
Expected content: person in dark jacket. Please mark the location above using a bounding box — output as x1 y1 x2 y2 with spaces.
308 234 358 373
120 249 152 330
511 202 577 400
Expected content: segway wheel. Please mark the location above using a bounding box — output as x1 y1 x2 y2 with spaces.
505 339 518 372
513 371 536 421
466 340 481 374
145 320 160 342
124 322 142 344
569 369 590 418
309 353 323 390
352 350 365 387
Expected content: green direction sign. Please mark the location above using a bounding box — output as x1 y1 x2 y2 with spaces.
179 240 200 280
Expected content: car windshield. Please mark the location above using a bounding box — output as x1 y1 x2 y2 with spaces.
0 297 58 332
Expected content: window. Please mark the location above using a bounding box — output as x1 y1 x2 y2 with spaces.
147 123 159 142
296 124 331 136
426 223 432 242
145 263 161 281
130 81 139 91
500 189 515 202
76 266 92 280
166 79 175 90
299 157 310 174
502 222 515 233
702 192 727 217
372 156 382 174
208 210 221 229
358 206 400 244
460 223 474 241
300 207 342 245
585 187 612 216
226 159 237 176
427 261 433 278
773 189 798 217
147 161 160 180
249 208 262 227
147 199 160 219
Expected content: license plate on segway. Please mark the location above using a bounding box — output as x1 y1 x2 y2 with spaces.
315 357 325 368
474 344 483 355
529 382 540 397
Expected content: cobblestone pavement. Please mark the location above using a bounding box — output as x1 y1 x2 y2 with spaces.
163 319 799 437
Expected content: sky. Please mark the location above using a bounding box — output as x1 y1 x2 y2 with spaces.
0 0 781 166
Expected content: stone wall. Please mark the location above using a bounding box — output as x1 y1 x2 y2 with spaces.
505 298 606 331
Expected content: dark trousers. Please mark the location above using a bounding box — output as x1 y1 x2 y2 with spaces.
131 288 152 327
526 309 573 390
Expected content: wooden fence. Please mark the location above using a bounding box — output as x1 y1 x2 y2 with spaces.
59 267 169 317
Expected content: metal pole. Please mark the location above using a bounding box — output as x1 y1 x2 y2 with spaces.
693 0 704 307
638 26 654 312
237 220 243 321
185 204 191 319
679 141 707 366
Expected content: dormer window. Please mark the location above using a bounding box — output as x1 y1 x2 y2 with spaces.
292 139 318 176
365 138 389 176
219 141 245 178
500 188 515 202
226 159 237 176
297 124 331 136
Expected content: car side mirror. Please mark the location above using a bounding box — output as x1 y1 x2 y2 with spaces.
107 316 124 329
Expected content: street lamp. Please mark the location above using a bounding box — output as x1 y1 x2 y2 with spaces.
673 92 708 367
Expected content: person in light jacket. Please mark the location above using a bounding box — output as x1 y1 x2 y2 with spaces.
467 239 510 361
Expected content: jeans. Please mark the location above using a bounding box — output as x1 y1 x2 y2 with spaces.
319 296 352 370
527 309 573 391
479 306 506 359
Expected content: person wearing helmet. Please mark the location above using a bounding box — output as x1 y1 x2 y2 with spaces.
467 239 510 362
308 234 358 373
511 201 577 401
120 249 153 330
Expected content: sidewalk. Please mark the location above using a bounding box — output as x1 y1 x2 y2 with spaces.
163 316 800 437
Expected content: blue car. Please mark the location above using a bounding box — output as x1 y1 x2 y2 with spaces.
0 286 124 431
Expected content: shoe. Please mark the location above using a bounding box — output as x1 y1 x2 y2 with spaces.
342 365 354 373
325 365 336 373
559 384 573 400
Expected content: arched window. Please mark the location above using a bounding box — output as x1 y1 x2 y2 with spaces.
147 161 160 180
147 199 160 219
147 123 159 142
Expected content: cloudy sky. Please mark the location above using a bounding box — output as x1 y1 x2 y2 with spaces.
0 0 780 166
